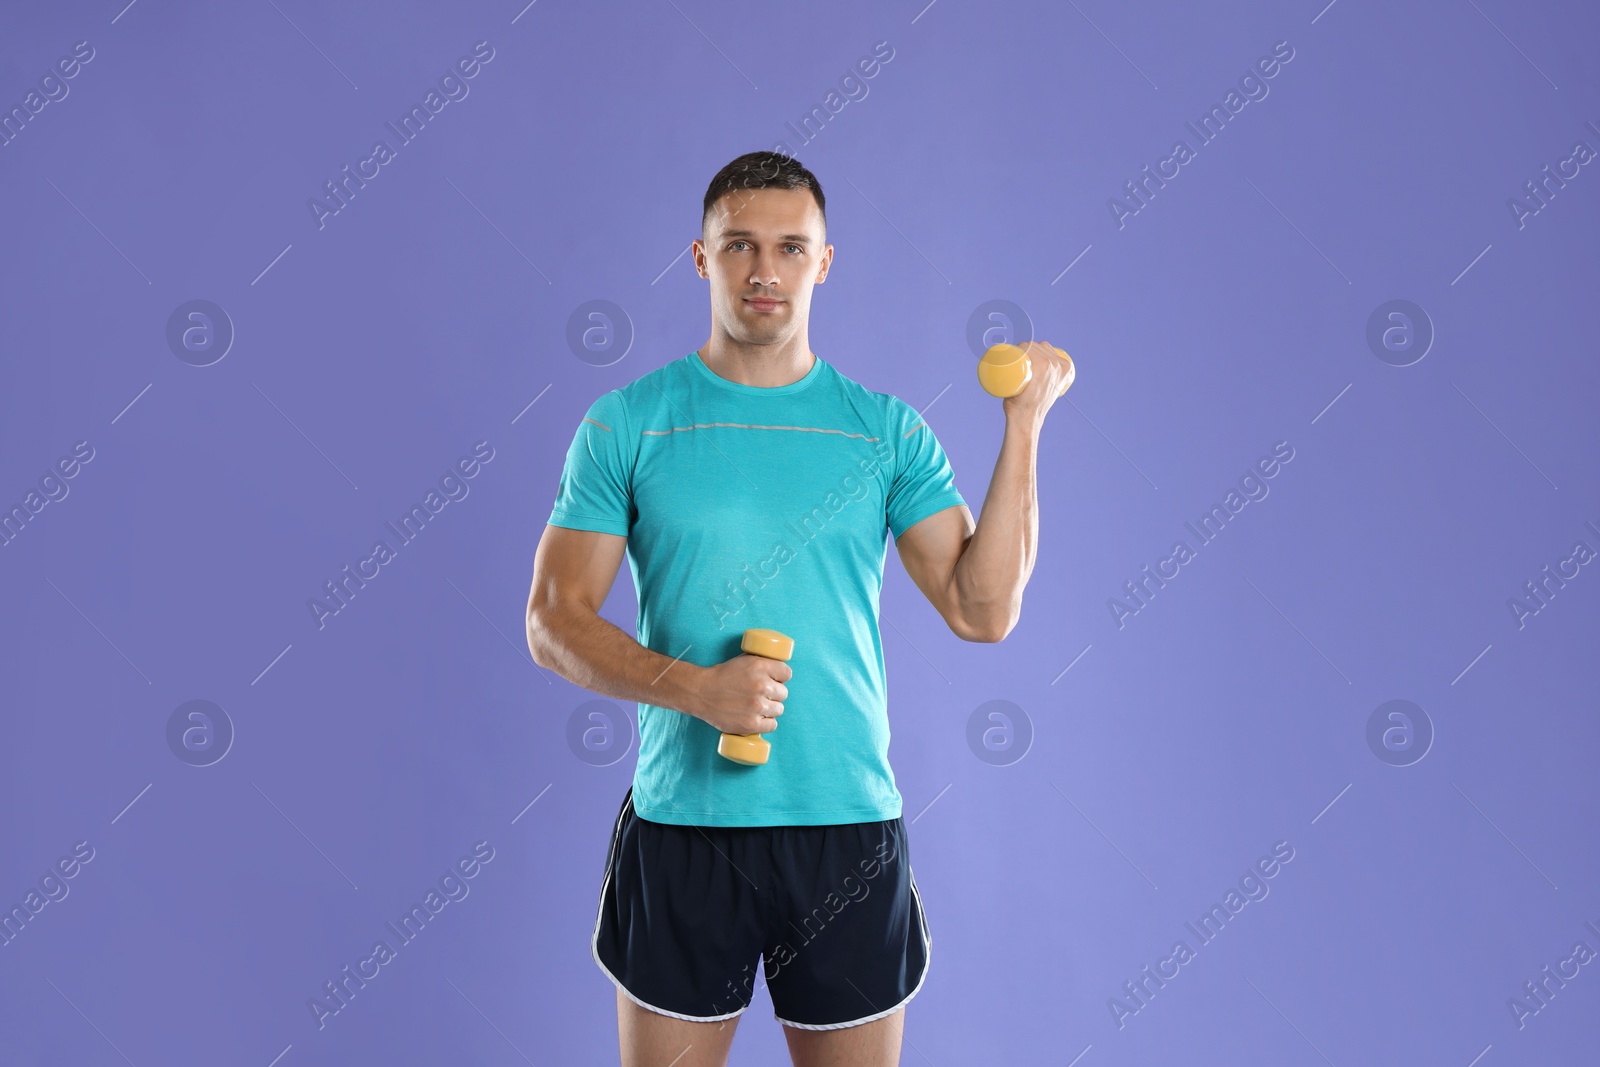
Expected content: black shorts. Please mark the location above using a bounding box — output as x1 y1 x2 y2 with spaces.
592 787 931 1030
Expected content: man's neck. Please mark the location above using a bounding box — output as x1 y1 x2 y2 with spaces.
697 341 815 388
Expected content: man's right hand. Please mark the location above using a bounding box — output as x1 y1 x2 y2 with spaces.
694 652 791 736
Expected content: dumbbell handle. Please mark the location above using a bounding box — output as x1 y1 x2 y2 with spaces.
716 628 794 766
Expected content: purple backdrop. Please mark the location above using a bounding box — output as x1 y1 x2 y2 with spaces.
3 1 1597 1064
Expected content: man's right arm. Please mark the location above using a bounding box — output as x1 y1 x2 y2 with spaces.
525 524 788 737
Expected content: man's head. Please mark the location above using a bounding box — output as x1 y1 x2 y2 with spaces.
695 152 832 348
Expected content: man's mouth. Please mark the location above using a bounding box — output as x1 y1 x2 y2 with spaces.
745 297 783 312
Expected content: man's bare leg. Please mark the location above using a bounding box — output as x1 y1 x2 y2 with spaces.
617 987 741 1067
781 1008 903 1067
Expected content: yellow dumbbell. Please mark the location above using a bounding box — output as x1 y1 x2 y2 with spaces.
716 628 795 766
978 342 1075 399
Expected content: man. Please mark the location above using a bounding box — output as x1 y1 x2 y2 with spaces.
526 151 1070 1067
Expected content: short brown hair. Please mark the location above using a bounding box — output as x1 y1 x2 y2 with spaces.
701 151 827 238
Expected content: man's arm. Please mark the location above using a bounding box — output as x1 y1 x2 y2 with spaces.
526 525 706 715
526 525 787 737
896 342 1071 643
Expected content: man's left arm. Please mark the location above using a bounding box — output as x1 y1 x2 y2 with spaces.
896 342 1072 643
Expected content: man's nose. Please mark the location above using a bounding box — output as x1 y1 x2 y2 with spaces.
748 253 781 286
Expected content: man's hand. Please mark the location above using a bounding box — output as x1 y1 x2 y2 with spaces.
1001 341 1075 424
694 651 791 735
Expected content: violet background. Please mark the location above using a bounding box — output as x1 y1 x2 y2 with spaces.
2 1 1597 1064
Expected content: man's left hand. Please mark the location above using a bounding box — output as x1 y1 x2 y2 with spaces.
1001 341 1075 423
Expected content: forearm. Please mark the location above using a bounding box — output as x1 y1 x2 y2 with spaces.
954 411 1043 640
527 605 706 719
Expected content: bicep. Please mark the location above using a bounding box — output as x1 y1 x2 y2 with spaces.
893 504 978 638
528 524 627 618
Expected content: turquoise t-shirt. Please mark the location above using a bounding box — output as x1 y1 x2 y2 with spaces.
547 351 967 827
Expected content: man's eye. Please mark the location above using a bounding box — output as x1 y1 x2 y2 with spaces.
786 245 802 253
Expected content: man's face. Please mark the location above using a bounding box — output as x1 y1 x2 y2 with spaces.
694 186 832 347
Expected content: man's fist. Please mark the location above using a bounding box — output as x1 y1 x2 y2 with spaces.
695 651 791 736
1001 341 1075 420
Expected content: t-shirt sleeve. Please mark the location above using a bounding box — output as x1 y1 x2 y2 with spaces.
885 398 966 539
547 390 634 537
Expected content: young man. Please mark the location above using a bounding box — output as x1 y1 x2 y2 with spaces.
526 152 1071 1067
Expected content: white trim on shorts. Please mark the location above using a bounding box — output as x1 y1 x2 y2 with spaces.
773 861 934 1031
590 792 750 1025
